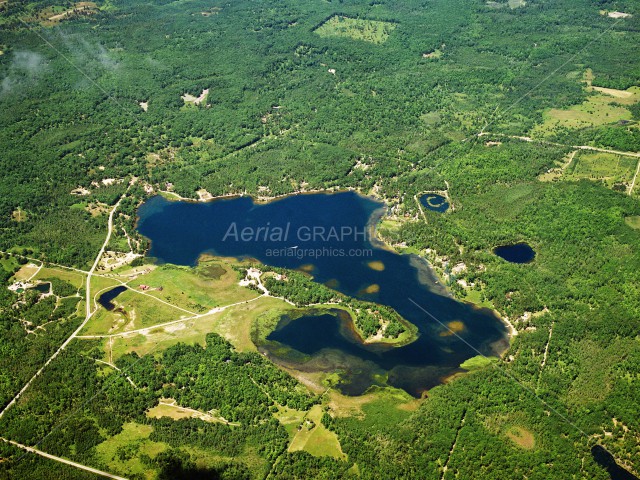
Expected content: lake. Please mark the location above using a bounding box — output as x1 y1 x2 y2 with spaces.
98 286 127 311
137 192 508 397
493 243 535 263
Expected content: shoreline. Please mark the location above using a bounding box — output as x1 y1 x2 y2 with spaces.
157 186 367 205
145 187 517 343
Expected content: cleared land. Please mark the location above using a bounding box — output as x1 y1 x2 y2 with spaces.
564 152 637 189
147 398 238 425
94 422 168 478
34 266 85 289
625 215 640 229
533 95 634 135
12 263 40 282
506 426 535 449
83 286 189 336
107 297 291 361
532 71 639 136
288 405 346 460
124 261 258 312
274 404 308 438
315 16 396 44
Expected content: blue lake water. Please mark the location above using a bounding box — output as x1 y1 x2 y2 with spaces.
493 243 535 264
137 192 508 397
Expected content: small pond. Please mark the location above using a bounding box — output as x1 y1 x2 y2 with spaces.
98 286 127 311
493 243 535 264
32 282 51 293
419 193 450 213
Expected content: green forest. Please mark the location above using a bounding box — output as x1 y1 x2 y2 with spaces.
1 0 639 478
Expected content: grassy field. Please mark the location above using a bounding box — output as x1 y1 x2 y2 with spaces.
459 355 497 371
147 398 238 425
34 266 86 289
484 413 537 451
314 16 396 44
625 215 640 229
288 404 346 460
211 296 291 352
108 308 225 360
464 288 495 309
506 426 535 449
327 387 418 420
94 422 168 479
0 255 19 273
107 296 293 360
83 285 190 336
124 261 258 312
532 79 639 137
564 152 637 188
12 263 40 281
274 404 308 438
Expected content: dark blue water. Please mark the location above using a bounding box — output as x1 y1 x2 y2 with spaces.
591 446 639 480
137 192 508 396
419 193 449 213
32 282 51 293
98 286 127 311
493 243 535 264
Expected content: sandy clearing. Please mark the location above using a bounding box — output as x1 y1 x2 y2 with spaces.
196 189 213 201
182 89 209 105
71 187 91 196
591 86 634 98
607 11 632 19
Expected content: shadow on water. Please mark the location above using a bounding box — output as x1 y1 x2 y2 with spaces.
137 192 509 397
591 446 639 480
